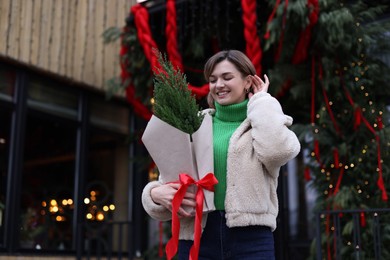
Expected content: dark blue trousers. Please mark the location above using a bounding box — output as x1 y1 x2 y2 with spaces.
178 210 275 260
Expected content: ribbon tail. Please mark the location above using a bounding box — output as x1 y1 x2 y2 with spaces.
189 187 205 260
167 173 218 260
165 184 189 259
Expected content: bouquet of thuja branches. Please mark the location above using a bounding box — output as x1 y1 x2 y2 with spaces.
142 50 216 213
152 51 204 135
143 52 217 260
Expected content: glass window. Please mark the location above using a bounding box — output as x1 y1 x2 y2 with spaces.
82 127 130 253
0 106 12 246
27 78 79 120
19 114 77 250
1 67 132 254
0 66 16 102
79 95 131 254
86 128 129 221
90 97 129 134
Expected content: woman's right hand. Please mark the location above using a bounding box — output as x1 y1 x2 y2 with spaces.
248 74 269 99
150 183 196 218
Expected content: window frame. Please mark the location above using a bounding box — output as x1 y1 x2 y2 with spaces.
0 63 134 255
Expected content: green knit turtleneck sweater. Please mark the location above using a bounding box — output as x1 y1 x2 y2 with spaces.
213 99 248 210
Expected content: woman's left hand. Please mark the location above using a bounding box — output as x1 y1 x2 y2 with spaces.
248 74 269 99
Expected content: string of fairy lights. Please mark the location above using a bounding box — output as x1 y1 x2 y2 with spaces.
310 17 387 200
314 17 389 253
40 189 115 222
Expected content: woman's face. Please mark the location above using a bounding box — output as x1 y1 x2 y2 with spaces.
208 60 251 106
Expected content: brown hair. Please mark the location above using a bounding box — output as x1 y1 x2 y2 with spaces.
204 50 256 108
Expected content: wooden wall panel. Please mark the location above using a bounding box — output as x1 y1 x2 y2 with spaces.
73 0 88 81
59 0 69 75
83 0 96 84
104 1 118 88
65 0 77 77
0 0 137 92
38 0 52 70
30 0 42 65
0 1 11 53
50 0 63 72
7 0 21 58
94 0 106 87
19 0 33 63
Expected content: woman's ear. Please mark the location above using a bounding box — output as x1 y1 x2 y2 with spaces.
245 75 253 91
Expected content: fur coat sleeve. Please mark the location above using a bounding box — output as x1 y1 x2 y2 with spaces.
247 92 301 176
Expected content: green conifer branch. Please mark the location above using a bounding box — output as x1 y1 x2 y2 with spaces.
153 51 204 135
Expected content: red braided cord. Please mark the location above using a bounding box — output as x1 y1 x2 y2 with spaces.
164 0 209 97
131 4 161 74
166 0 183 71
132 4 209 98
120 25 152 120
241 0 262 75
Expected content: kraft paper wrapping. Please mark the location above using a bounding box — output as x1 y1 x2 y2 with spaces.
142 112 216 212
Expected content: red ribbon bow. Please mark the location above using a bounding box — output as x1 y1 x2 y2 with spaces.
165 173 218 260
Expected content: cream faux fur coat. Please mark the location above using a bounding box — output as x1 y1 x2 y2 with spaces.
142 92 301 240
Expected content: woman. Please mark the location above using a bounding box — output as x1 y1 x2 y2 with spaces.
142 50 301 259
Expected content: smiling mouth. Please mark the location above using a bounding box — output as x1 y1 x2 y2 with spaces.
217 91 229 97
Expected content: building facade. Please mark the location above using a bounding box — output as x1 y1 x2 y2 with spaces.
1 0 345 259
0 0 149 259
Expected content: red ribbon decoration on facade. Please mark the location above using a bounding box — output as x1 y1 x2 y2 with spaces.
132 3 210 99
119 26 152 121
377 116 383 130
263 0 289 62
353 108 362 130
264 0 281 40
166 0 183 71
292 0 319 64
165 173 218 260
360 212 366 227
241 0 263 75
304 167 311 181
333 167 344 195
164 0 210 97
131 4 161 74
340 74 389 201
311 55 316 124
341 74 388 201
318 60 342 136
274 0 289 62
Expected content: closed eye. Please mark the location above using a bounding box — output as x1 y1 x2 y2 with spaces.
209 73 234 83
